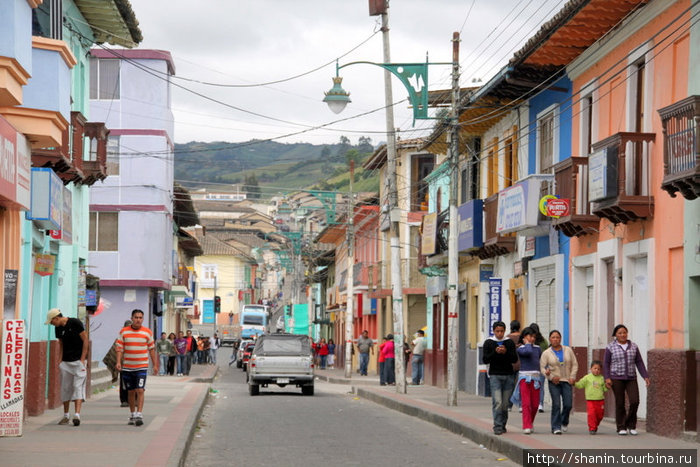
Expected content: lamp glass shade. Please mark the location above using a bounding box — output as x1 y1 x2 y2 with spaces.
325 99 348 114
323 76 350 114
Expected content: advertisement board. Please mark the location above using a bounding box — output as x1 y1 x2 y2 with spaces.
27 168 63 230
0 116 31 210
0 320 26 437
421 212 437 255
458 199 483 252
588 146 618 202
488 278 502 337
496 174 553 235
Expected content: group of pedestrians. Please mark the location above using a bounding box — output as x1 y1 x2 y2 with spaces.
484 320 650 437
165 330 220 376
312 338 335 369
350 329 426 386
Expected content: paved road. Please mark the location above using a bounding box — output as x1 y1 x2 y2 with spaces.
185 366 518 467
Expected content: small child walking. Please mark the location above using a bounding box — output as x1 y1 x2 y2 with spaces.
575 360 608 434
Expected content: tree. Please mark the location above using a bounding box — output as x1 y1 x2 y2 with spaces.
244 173 261 199
358 136 373 153
345 149 362 166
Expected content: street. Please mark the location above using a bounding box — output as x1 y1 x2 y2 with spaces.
185 364 518 467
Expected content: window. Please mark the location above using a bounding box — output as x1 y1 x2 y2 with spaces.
504 126 519 188
487 137 499 196
537 105 558 173
89 212 118 251
32 0 62 40
89 59 120 100
201 264 218 288
411 154 435 211
582 94 594 155
106 136 120 175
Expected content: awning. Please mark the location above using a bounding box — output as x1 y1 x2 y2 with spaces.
169 285 192 297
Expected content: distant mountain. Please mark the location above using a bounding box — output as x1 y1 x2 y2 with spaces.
174 139 379 196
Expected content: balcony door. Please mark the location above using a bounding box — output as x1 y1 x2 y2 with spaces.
534 264 556 336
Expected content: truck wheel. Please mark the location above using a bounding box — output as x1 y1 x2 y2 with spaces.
301 384 314 396
249 383 259 396
236 360 242 368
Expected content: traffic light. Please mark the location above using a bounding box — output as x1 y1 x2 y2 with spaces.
214 295 221 313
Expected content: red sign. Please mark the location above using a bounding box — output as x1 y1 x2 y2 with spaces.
546 199 570 218
1 320 26 437
35 254 56 276
0 116 31 210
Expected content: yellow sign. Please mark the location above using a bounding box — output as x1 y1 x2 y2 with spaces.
34 254 56 277
421 213 437 255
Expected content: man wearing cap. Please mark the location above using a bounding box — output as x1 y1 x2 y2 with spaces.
46 308 88 426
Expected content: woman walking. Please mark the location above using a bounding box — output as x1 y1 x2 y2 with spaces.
381 335 396 386
529 323 548 412
604 324 650 435
540 330 578 434
167 332 177 375
327 339 336 369
516 327 542 434
317 338 329 369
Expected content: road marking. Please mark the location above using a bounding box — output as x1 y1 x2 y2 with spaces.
146 415 166 431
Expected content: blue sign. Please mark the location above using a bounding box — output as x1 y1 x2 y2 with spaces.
85 289 97 307
479 264 494 282
202 299 215 324
26 168 62 230
458 199 483 252
488 278 502 336
370 298 377 315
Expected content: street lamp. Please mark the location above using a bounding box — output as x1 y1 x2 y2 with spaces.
323 31 462 404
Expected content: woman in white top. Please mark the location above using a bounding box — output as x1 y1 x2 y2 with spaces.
540 330 578 435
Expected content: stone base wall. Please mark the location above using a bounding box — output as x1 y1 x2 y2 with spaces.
571 346 588 413
47 340 61 409
646 349 689 438
25 341 47 416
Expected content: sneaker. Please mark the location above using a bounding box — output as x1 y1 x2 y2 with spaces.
518 407 523 413
524 428 532 434
134 416 143 426
72 417 80 426
128 416 135 425
538 404 544 413
629 429 638 435
589 430 597 435
58 416 70 425
553 429 562 435
120 402 129 407
618 429 628 435
562 425 568 433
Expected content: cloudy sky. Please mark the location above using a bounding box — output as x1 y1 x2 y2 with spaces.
127 0 564 146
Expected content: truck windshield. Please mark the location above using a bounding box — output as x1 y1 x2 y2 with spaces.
258 338 309 355
242 316 264 325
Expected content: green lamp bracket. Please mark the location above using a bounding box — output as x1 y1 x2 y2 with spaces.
336 58 450 125
306 190 338 225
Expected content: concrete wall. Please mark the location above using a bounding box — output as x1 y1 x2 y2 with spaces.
0 0 32 78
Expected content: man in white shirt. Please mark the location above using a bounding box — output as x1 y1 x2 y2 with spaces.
411 330 426 385
210 333 220 364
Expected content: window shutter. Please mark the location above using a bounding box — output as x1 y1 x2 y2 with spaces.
534 264 556 335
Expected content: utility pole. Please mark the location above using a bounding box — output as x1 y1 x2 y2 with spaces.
446 32 461 406
380 6 406 394
344 161 355 378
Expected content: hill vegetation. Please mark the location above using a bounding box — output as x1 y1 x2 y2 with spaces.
174 136 379 197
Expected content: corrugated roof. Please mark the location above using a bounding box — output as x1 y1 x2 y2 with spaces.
74 0 142 48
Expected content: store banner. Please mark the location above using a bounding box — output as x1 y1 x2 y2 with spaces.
0 116 31 211
3 270 18 321
27 168 62 230
421 212 437 255
49 186 73 244
0 320 26 437
488 278 502 337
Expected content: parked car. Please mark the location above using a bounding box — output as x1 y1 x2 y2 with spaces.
239 341 256 371
247 333 314 396
236 339 255 368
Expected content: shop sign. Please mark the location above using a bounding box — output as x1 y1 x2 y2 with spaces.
523 237 536 257
588 146 618 202
35 254 56 276
0 320 26 437
0 116 31 210
479 264 494 282
488 278 502 336
539 194 570 218
26 168 62 230
458 199 483 252
49 186 73 244
421 212 437 255
3 270 18 321
497 174 554 234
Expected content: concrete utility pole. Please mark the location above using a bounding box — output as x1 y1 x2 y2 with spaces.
344 161 355 378
446 32 461 406
380 7 406 394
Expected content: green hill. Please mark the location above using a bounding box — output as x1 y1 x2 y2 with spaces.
174 138 379 196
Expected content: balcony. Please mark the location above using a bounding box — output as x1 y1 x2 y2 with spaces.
551 157 599 237
32 111 86 184
590 131 655 224
0 0 33 106
82 122 109 185
0 37 74 148
658 95 700 200
477 193 515 259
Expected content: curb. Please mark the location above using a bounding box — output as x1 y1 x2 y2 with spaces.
355 387 524 465
315 372 380 386
173 367 218 467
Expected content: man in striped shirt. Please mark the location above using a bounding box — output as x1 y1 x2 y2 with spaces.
115 309 158 426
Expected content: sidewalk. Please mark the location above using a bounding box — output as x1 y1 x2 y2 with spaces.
315 368 699 465
3 364 217 467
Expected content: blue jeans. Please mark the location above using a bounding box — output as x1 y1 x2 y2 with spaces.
383 358 395 384
379 361 385 384
177 354 186 374
548 381 572 431
359 352 369 375
159 354 168 375
489 374 515 433
320 355 327 369
209 348 217 364
411 354 424 384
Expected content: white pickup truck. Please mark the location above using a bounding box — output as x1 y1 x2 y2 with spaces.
247 333 315 396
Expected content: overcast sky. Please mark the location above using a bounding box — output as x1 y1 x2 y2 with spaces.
127 0 564 146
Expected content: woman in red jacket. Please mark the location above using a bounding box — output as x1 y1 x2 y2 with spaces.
317 338 329 369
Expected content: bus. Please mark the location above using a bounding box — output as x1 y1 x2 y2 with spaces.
240 304 269 339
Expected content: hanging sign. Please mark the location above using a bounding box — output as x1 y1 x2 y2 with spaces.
488 278 502 337
0 320 27 437
539 195 570 218
3 270 18 321
35 254 56 276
